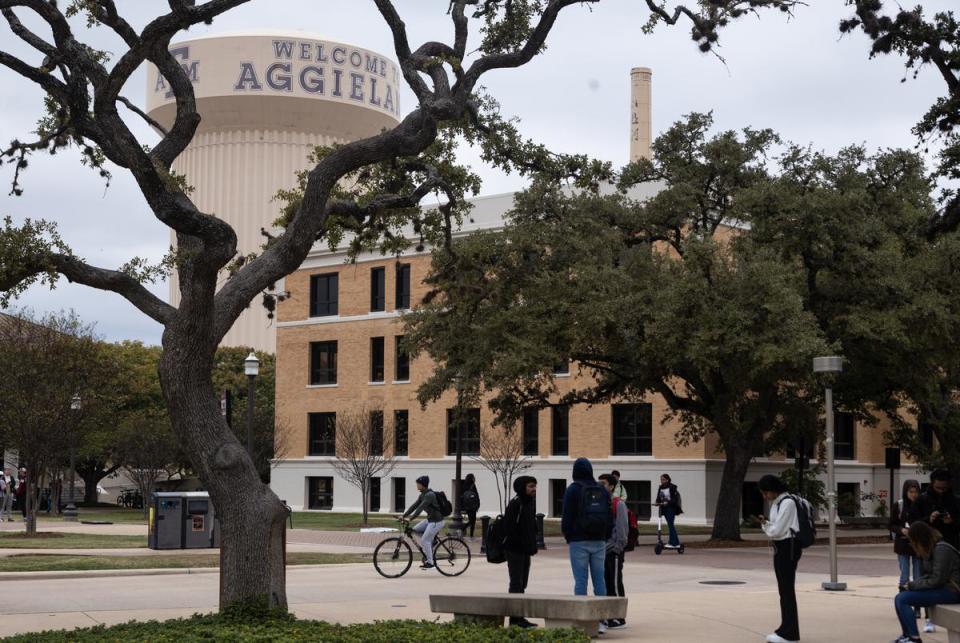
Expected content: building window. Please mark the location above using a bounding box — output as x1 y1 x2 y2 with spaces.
522 408 539 456
309 341 337 385
370 267 385 312
394 410 409 456
370 410 384 456
395 335 410 381
309 273 338 317
369 477 381 513
447 408 481 456
920 421 935 449
395 263 411 310
554 361 570 375
622 480 652 521
370 337 385 382
308 412 336 456
393 477 406 513
551 405 569 456
307 476 334 510
612 403 653 455
550 479 567 517
834 412 855 460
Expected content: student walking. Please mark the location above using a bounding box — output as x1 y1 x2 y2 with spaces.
400 476 444 570
758 474 802 643
599 473 628 630
561 458 612 631
503 475 539 628
891 521 960 643
655 474 683 548
461 473 480 539
610 470 628 502
0 470 9 522
891 479 932 631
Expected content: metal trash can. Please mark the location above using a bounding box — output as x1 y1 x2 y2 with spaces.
149 491 220 550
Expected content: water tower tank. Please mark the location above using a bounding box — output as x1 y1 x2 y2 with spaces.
146 31 402 351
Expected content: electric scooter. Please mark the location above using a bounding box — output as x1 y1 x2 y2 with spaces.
653 505 685 555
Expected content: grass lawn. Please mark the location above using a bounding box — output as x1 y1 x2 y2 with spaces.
0 532 145 549
0 552 368 573
58 508 148 524
290 511 400 530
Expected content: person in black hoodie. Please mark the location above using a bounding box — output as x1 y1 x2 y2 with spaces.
503 475 538 629
656 474 683 548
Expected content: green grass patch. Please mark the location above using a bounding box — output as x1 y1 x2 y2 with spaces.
59 508 148 524
0 552 367 573
2 614 589 642
0 532 145 549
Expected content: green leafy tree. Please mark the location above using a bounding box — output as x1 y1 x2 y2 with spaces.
0 0 804 609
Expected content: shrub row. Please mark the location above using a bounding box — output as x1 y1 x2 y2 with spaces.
3 614 590 642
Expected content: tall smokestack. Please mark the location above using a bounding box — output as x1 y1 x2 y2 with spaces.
630 67 652 161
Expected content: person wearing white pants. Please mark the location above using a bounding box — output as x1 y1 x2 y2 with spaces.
401 475 445 569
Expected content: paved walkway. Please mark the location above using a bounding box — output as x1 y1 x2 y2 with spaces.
0 545 943 642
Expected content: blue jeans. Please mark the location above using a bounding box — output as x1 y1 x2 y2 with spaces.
663 507 680 546
569 540 606 596
897 554 920 585
412 519 443 565
895 588 960 637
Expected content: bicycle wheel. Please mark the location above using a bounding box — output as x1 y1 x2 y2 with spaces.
373 537 413 578
434 536 471 577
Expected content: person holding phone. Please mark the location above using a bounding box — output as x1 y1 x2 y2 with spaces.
918 470 960 550
757 474 801 643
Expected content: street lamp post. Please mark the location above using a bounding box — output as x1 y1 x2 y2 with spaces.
814 355 846 592
244 352 259 459
64 394 81 521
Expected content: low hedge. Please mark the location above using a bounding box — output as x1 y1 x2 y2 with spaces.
3 613 590 642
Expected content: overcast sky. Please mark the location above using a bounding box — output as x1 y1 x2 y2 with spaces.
0 1 950 345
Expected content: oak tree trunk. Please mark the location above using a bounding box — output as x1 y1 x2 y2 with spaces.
159 335 287 611
711 443 753 541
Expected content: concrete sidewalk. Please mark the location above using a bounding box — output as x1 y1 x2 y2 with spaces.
0 551 943 642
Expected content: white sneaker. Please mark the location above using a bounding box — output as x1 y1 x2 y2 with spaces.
598 621 607 634
924 619 936 633
766 635 798 643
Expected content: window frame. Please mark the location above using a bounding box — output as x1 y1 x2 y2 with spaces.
309 340 337 385
834 411 856 460
370 410 384 456
370 267 386 312
309 273 339 317
395 263 411 310
307 412 336 456
394 410 409 456
370 336 385 383
446 407 481 456
522 408 539 456
551 405 569 456
394 335 410 381
611 403 653 456
307 476 334 510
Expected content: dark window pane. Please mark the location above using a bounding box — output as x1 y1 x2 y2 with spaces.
370 267 386 312
920 421 935 449
370 410 384 456
308 412 336 456
612 403 653 455
834 412 855 460
370 337 385 382
395 263 411 310
554 361 570 375
395 335 410 381
394 410 409 456
369 477 381 513
393 477 406 512
307 476 333 510
309 341 337 385
309 273 338 317
622 480 651 521
447 408 481 456
551 406 569 456
550 478 567 518
522 408 539 456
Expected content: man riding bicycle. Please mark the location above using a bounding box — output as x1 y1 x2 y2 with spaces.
399 476 444 570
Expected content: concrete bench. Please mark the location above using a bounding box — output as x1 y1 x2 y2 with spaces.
430 593 627 637
931 605 960 643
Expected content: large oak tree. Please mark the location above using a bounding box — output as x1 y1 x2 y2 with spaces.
0 0 800 610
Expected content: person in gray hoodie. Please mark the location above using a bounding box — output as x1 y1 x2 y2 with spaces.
892 521 960 643
599 473 628 629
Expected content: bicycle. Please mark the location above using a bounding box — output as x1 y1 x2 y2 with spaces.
373 518 471 578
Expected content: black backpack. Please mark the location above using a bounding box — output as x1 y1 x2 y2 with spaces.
485 514 506 564
779 494 816 549
462 489 480 512
578 482 611 540
434 491 453 517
